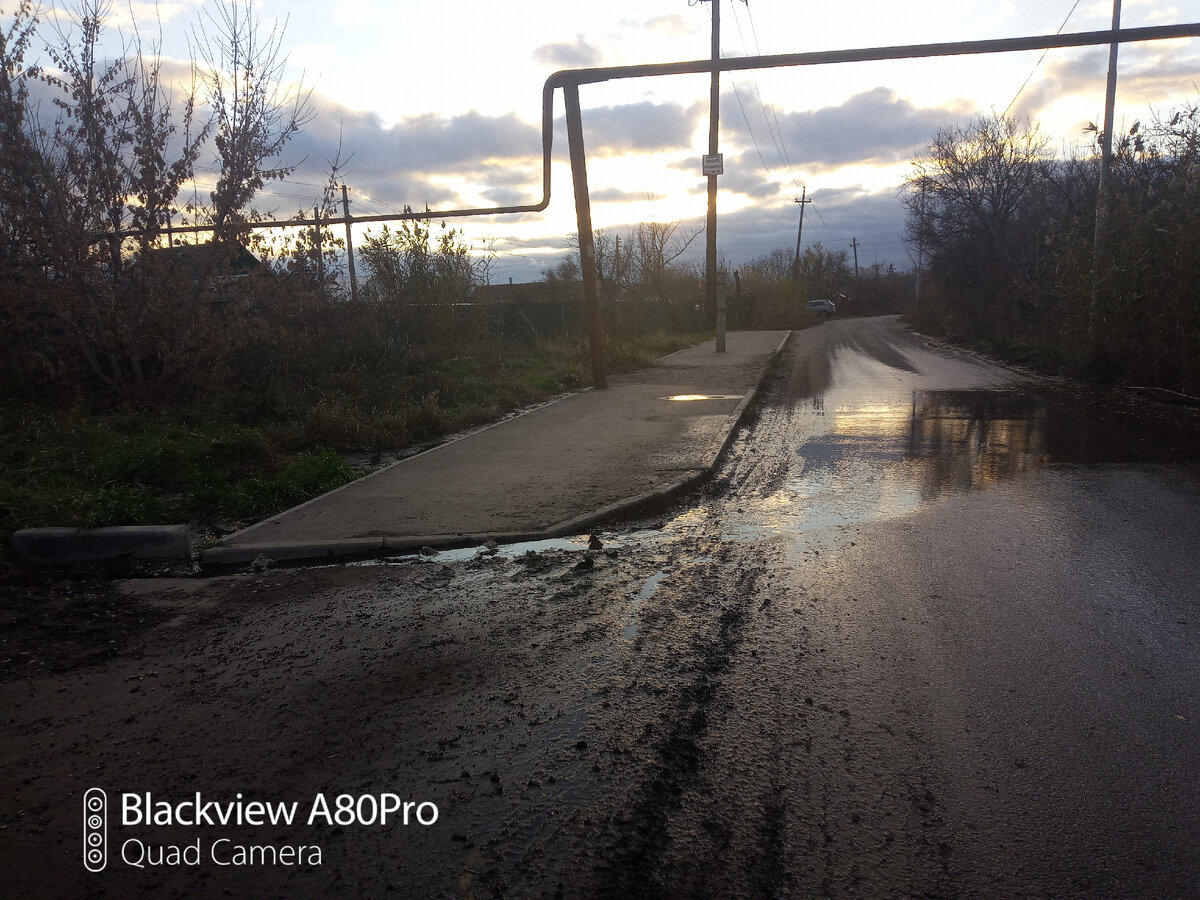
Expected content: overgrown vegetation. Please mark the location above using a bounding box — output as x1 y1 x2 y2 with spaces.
540 222 911 332
733 243 911 327
0 1 709 563
905 106 1200 394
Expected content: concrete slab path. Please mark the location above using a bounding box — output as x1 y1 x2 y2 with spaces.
203 330 789 566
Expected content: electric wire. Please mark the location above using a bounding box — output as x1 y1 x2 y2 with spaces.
737 0 800 189
727 0 800 192
727 4 780 178
729 76 780 188
1002 0 1082 118
807 199 833 242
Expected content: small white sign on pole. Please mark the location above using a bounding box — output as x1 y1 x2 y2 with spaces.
702 153 724 176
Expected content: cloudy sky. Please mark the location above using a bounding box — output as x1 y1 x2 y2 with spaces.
27 0 1200 280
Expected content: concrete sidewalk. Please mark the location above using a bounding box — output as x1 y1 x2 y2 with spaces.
202 330 790 567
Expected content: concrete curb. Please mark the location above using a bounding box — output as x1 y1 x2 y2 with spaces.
13 525 191 566
200 530 554 568
200 331 792 571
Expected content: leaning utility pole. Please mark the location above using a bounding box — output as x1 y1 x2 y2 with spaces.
792 187 811 278
850 237 860 278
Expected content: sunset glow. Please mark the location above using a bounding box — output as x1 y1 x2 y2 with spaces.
17 0 1200 280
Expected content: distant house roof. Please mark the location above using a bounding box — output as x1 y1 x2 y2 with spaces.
140 241 263 279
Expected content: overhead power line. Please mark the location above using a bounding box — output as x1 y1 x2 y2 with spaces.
739 0 799 186
729 77 778 185
727 0 800 191
1003 0 1083 117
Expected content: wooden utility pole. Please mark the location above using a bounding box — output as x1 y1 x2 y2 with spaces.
1091 0 1122 325
342 184 359 302
314 205 324 285
792 186 811 278
704 0 720 327
850 237 860 278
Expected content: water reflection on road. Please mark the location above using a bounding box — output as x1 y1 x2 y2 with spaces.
691 346 1199 542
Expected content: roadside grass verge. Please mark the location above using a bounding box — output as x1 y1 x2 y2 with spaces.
1 331 709 567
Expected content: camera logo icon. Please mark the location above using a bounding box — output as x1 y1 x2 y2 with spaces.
83 788 107 872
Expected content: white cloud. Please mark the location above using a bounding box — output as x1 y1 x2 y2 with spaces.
643 14 696 39
533 36 603 69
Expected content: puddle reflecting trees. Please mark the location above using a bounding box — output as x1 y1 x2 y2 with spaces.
732 384 1200 538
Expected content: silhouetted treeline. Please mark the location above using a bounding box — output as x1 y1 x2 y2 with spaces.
905 107 1200 395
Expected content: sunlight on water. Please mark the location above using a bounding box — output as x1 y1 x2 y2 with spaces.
720 385 1063 541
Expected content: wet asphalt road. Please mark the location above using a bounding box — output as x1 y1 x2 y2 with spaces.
587 317 1200 898
5 316 1200 899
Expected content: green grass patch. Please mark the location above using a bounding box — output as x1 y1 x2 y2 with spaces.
0 410 360 562
1 330 710 566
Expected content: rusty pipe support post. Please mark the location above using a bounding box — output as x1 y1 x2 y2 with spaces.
564 83 608 390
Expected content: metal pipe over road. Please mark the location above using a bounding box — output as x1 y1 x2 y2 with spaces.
151 23 1200 237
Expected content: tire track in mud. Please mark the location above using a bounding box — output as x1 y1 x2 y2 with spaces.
596 556 766 897
588 345 808 895
584 320 964 895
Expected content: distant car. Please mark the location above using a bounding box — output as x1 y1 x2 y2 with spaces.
806 298 837 318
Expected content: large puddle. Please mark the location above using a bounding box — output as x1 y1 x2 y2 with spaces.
729 384 1200 537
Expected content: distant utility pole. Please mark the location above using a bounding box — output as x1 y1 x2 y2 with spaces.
314 205 324 285
792 186 811 278
850 237 860 279
342 184 359 302
699 0 721 332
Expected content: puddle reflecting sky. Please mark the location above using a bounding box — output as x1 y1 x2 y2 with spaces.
738 381 1200 537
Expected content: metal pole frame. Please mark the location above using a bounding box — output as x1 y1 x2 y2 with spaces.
342 183 359 302
705 0 721 329
1092 0 1124 326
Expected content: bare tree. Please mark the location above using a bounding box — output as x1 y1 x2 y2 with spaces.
744 247 795 281
629 220 702 299
903 113 1051 328
193 0 313 244
276 141 351 289
542 257 580 299
123 27 208 256
0 1 224 394
567 220 701 302
0 0 41 261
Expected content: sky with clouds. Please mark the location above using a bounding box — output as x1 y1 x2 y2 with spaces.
20 0 1200 280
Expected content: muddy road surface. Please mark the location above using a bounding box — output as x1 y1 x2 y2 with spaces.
4 316 1200 898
